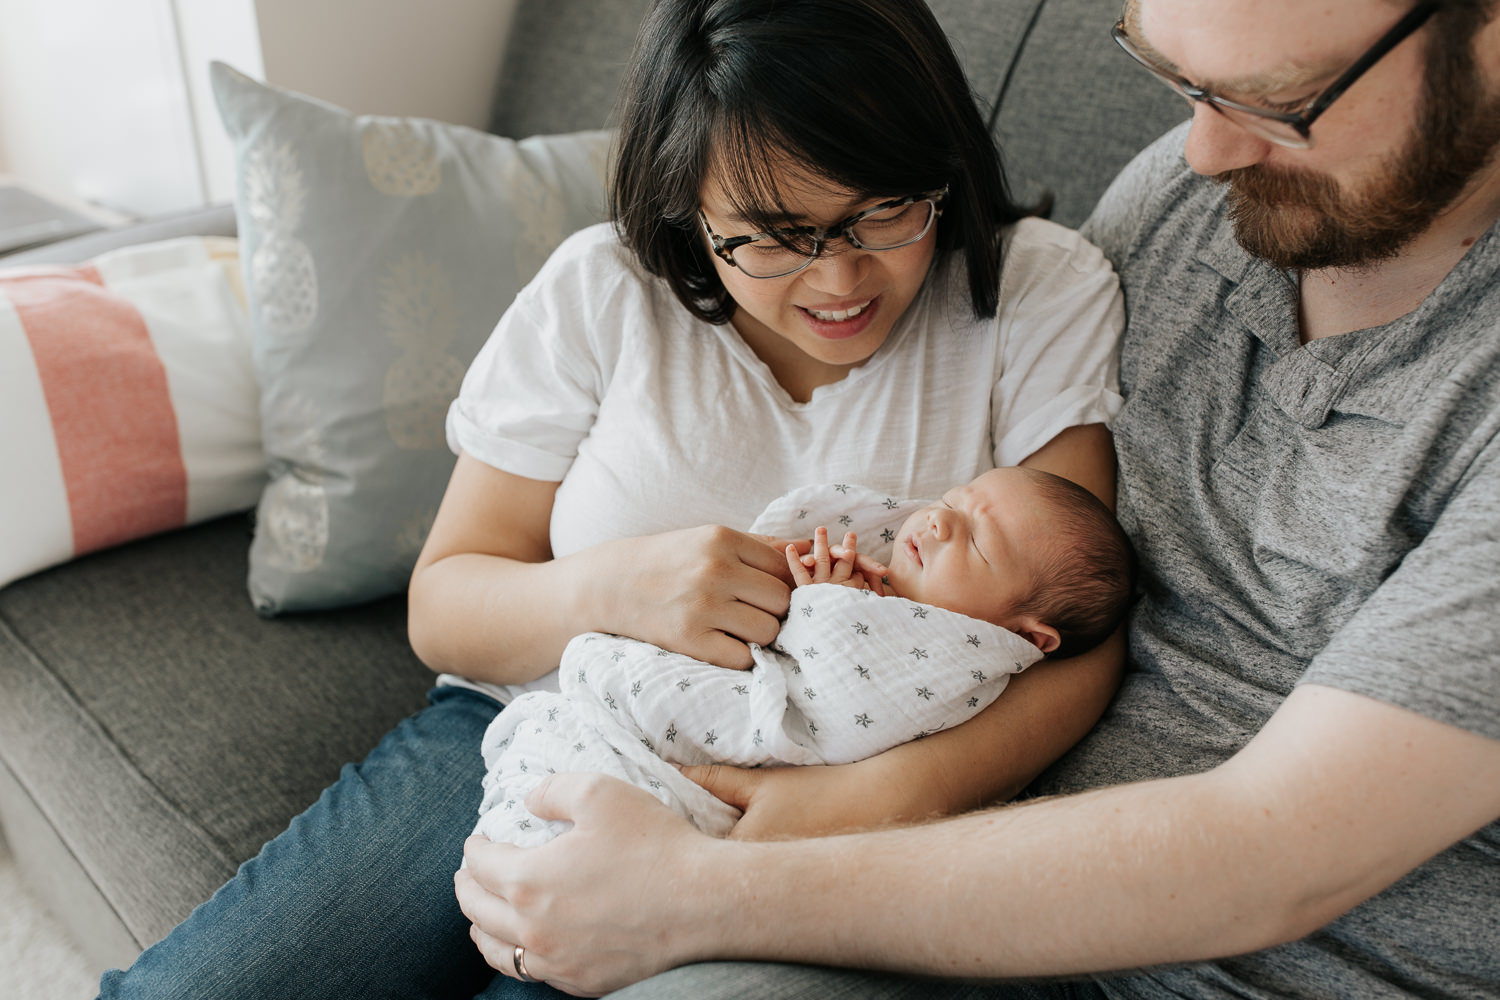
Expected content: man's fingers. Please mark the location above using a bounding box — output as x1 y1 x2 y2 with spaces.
468 921 516 976
525 772 676 830
454 853 523 945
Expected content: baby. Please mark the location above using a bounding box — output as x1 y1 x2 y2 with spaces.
474 467 1133 845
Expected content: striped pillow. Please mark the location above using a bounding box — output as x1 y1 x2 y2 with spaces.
0 236 264 589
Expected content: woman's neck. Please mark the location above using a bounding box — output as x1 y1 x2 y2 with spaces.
731 316 856 404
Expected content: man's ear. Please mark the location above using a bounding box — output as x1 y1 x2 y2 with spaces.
1011 616 1061 655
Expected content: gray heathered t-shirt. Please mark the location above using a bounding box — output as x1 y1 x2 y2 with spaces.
1032 122 1500 999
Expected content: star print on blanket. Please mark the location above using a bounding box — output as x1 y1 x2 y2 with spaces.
473 483 1043 847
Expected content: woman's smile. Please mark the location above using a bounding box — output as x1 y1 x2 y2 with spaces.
798 296 880 340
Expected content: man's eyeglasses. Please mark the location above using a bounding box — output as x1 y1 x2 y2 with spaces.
699 186 948 279
1110 0 1439 148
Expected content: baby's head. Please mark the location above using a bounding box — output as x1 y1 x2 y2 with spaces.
885 467 1134 658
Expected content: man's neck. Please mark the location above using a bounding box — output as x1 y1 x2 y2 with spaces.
1298 162 1500 343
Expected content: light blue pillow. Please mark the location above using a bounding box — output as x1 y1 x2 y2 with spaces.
211 63 612 613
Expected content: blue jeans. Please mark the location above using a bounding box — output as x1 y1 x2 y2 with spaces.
98 686 564 1000
97 686 1107 1000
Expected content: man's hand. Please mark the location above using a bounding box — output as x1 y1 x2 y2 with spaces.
457 774 732 996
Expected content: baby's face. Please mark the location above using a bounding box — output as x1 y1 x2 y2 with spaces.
885 467 1048 625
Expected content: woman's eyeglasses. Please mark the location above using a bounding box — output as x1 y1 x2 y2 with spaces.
699 186 948 279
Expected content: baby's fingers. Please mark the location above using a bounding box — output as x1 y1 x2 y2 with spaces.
829 531 857 583
786 543 812 586
811 526 833 580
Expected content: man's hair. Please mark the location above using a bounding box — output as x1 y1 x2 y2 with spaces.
1009 470 1136 660
610 0 1031 325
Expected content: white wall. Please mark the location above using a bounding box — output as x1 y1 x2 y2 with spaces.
0 0 518 217
176 0 267 206
0 0 204 217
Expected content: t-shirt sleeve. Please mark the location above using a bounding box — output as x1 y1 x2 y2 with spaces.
989 219 1126 468
1300 433 1500 741
445 229 623 482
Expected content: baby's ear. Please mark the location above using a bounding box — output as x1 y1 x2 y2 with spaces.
1012 617 1061 655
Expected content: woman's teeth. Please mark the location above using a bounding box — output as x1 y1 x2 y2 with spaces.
806 301 870 322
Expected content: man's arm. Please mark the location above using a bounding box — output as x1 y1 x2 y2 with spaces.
458 684 1500 995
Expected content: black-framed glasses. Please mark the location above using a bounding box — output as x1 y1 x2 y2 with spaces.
698 185 948 279
1111 0 1438 148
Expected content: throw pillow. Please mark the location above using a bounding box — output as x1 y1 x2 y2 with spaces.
0 236 262 589
210 63 612 614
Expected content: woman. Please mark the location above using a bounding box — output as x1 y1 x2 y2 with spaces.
99 1 1123 997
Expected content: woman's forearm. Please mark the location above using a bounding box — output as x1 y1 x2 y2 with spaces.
868 629 1124 818
408 548 607 685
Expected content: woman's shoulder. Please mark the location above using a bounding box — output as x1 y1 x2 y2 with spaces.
521 221 673 315
995 217 1118 309
539 221 645 279
1001 216 1113 276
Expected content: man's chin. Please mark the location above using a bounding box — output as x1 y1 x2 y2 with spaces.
1226 194 1408 271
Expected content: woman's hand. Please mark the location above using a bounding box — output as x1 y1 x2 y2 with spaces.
457 774 732 996
591 525 801 670
683 754 942 840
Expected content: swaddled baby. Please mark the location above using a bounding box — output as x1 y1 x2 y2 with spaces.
475 467 1133 845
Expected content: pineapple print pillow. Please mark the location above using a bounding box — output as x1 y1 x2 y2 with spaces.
211 63 612 614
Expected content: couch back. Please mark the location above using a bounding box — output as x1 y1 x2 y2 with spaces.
488 0 1188 229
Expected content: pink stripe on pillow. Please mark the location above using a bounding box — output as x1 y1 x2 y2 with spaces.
2 266 188 555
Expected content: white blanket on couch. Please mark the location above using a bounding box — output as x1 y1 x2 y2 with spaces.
474 484 1044 846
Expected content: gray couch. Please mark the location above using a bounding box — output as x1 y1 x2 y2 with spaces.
0 0 1186 978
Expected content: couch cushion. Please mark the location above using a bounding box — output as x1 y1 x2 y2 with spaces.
991 0 1190 228
487 0 654 139
0 514 433 953
486 0 1186 231
212 63 613 614
0 205 238 268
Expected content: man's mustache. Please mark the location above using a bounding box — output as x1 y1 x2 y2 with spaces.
1214 165 1344 213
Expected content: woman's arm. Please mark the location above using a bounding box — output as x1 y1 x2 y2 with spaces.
686 422 1123 837
408 452 799 685
458 686 1500 995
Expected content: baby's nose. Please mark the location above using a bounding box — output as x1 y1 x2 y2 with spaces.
928 508 952 540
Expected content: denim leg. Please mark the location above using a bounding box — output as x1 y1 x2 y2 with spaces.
605 963 1111 1000
97 686 503 1000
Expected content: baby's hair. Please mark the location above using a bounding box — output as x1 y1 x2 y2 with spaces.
610 0 1031 325
1009 469 1135 659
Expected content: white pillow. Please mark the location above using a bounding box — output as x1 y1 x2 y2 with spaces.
0 236 263 589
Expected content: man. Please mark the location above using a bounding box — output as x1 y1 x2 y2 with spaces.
456 1 1500 996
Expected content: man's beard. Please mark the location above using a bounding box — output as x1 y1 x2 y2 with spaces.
1217 32 1500 271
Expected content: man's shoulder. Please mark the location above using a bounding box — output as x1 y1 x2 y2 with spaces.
1080 122 1223 270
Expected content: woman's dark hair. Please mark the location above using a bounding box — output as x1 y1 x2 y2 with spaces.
611 0 1028 324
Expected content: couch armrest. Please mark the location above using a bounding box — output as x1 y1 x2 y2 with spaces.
0 203 237 267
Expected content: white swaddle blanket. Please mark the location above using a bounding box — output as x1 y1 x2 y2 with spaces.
474 484 1044 846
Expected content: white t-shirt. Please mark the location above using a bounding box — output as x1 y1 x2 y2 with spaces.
445 218 1124 701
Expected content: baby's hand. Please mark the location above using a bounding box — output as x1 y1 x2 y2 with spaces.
785 527 886 595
